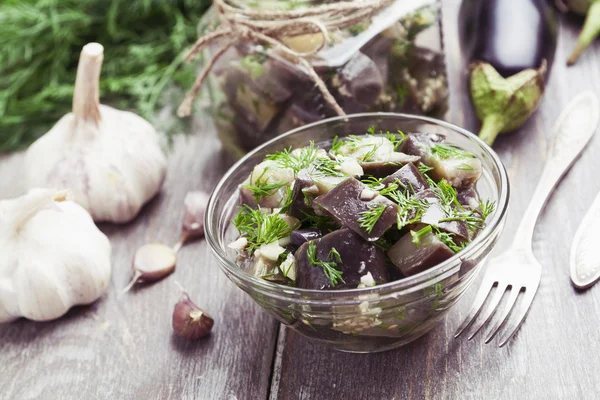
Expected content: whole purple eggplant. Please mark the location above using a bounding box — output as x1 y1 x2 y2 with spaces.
458 0 558 146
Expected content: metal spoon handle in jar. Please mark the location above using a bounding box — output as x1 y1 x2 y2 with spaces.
510 91 600 251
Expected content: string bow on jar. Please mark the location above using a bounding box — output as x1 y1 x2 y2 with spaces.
177 0 395 118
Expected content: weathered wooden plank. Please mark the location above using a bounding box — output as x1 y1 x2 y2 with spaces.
0 118 279 400
271 2 600 399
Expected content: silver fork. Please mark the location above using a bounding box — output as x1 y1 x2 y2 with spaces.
455 92 600 347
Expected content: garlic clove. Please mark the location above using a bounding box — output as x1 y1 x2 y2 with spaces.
123 243 176 292
182 191 210 240
172 293 214 340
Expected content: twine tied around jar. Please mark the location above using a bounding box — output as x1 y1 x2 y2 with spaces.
177 0 395 118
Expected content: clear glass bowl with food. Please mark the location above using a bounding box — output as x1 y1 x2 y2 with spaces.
205 113 509 353
197 0 448 156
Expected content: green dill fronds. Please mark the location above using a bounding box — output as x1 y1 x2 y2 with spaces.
311 157 345 178
307 241 345 286
411 225 433 246
233 206 295 252
279 186 294 214
456 163 474 171
242 169 287 202
265 141 321 174
300 210 338 232
388 189 429 229
330 136 342 153
385 129 406 151
418 163 434 174
361 175 385 191
358 203 388 234
430 144 476 160
479 199 496 220
433 227 468 253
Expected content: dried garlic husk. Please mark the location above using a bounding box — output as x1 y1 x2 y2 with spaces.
24 43 167 223
0 189 111 323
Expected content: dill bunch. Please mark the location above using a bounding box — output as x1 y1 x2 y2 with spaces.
0 0 211 152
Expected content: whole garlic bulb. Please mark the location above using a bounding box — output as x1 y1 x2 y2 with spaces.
0 189 111 323
24 43 167 223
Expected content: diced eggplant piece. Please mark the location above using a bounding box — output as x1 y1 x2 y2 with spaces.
401 134 482 189
360 152 421 178
335 135 395 161
240 160 295 208
333 52 384 106
295 228 389 290
414 190 469 242
457 187 480 209
313 178 397 241
361 35 393 85
400 132 445 159
290 229 322 246
276 103 322 134
287 175 317 219
382 162 429 193
387 231 454 277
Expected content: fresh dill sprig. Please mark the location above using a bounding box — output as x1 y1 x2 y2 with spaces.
479 199 496 220
311 157 345 178
300 210 338 232
307 241 345 286
265 141 321 173
242 169 287 202
379 182 401 197
330 136 343 153
418 163 434 174
361 175 385 191
457 163 474 171
430 144 476 160
388 189 429 229
233 206 296 252
385 129 406 151
433 227 468 253
358 203 388 234
411 225 432 246
279 186 294 214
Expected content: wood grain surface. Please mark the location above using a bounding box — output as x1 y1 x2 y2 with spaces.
2 1 600 399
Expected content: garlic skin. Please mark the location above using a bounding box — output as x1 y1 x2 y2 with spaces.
24 43 167 223
0 189 112 323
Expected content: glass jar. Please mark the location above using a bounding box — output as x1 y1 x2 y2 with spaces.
197 0 449 156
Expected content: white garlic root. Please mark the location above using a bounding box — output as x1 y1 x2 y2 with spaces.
24 42 167 224
0 189 112 323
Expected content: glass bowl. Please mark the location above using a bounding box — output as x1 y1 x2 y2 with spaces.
205 113 509 353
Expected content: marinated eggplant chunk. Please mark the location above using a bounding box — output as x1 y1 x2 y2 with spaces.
457 187 480 209
291 229 322 246
387 230 454 277
333 52 384 106
313 178 397 241
295 228 390 290
382 162 429 193
401 133 482 188
360 152 421 178
414 189 469 241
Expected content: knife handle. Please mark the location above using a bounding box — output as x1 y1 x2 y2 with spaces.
511 92 600 251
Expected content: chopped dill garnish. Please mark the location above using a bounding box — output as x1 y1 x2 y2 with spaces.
233 206 296 252
242 169 287 202
330 136 343 153
265 141 321 173
411 225 432 246
300 210 338 232
362 175 385 190
379 182 401 197
433 227 468 253
430 144 476 160
418 163 434 174
385 129 406 151
457 163 474 171
311 158 345 178
279 186 294 214
307 241 345 286
358 203 388 234
387 189 429 229
479 199 496 220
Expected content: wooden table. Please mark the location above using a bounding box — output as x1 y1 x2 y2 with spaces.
2 2 600 399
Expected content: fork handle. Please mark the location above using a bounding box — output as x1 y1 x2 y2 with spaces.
510 92 600 251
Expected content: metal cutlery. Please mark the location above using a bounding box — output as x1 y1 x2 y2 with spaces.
455 91 600 346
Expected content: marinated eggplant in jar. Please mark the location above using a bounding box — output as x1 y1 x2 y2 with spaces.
228 128 496 290
202 3 449 154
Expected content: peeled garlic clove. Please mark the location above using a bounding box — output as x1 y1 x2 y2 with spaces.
182 191 210 240
124 243 176 292
24 43 167 224
0 189 111 322
172 293 214 340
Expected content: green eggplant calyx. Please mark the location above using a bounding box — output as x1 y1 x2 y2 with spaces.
469 61 546 146
567 0 600 66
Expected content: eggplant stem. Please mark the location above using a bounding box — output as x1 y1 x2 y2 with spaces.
123 270 143 293
567 1 600 66
478 115 505 146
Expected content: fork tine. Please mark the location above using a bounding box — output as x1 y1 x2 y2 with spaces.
467 283 507 340
498 287 538 347
454 279 495 338
484 286 521 343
